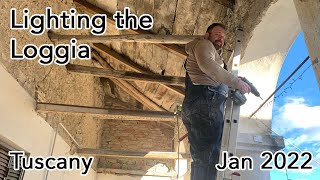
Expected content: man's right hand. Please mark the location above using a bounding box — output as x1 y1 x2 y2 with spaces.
237 78 251 94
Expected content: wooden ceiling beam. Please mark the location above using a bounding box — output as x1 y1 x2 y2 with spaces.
92 51 166 111
36 103 175 122
66 64 185 86
77 148 191 160
49 32 201 44
92 43 185 96
74 0 187 58
97 168 176 177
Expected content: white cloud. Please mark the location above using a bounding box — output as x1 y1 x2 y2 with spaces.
285 133 320 147
273 97 320 133
286 134 308 147
277 167 316 175
291 168 314 175
273 96 320 170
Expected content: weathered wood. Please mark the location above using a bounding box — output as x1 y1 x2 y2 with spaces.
77 148 191 159
93 44 149 72
214 0 235 9
73 0 115 24
93 44 185 96
36 103 175 122
97 168 176 177
92 51 167 111
104 95 136 109
0 153 9 161
0 165 7 172
49 32 201 44
74 0 187 58
66 64 185 85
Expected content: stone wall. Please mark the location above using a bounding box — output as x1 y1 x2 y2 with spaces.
99 120 174 171
294 0 320 86
0 0 105 161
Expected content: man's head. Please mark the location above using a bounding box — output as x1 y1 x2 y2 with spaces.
204 23 226 51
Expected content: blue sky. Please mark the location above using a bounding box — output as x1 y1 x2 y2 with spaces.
271 32 320 180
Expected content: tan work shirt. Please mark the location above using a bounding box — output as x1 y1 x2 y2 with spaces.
185 38 239 89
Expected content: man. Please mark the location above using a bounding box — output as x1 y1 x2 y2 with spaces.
182 23 251 179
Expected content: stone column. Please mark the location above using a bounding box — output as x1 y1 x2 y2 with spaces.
293 0 320 86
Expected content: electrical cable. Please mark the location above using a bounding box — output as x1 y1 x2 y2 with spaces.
175 106 180 180
249 56 310 118
247 56 320 166
260 60 316 109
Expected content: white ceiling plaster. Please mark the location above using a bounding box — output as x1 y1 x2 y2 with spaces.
241 0 301 64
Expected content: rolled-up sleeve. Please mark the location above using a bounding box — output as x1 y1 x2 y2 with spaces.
194 40 239 89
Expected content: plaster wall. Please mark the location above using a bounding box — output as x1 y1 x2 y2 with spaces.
238 0 301 134
0 0 105 152
294 0 320 87
0 63 97 180
235 150 270 180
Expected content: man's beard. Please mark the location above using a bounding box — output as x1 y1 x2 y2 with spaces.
212 41 223 55
213 42 222 51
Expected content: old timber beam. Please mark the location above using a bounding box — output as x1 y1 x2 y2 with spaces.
49 32 202 44
73 0 187 58
92 44 185 96
97 168 176 177
92 51 166 111
77 148 191 160
66 64 185 86
36 103 175 122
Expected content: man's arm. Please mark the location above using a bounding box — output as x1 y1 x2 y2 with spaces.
194 40 239 89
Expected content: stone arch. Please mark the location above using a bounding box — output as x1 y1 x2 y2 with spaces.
239 0 301 134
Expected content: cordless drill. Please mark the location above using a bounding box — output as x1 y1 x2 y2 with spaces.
231 77 262 105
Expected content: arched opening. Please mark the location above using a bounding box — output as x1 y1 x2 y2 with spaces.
271 32 320 179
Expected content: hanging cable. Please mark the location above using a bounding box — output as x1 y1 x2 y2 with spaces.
255 59 316 110
249 56 310 118
174 105 182 179
245 56 320 166
285 166 290 180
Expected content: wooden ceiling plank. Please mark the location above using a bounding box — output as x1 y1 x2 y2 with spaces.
49 32 202 44
92 51 166 111
66 64 185 85
93 44 185 96
74 0 188 58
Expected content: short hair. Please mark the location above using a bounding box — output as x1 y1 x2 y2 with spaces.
206 23 226 33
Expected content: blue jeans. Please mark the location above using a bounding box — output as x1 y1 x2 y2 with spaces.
182 74 226 180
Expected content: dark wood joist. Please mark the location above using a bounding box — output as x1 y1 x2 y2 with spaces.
66 64 185 85
92 51 166 111
49 31 202 44
97 168 176 177
77 148 191 160
36 103 175 122
74 0 187 58
92 43 185 96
